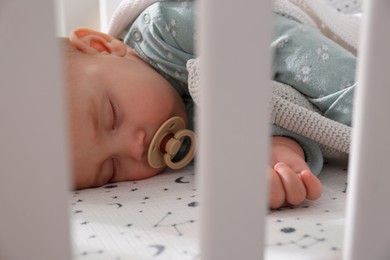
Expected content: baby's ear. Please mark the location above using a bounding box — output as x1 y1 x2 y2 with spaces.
69 28 128 57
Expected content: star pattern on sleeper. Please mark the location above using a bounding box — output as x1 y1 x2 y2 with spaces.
178 0 191 9
294 65 311 84
165 19 178 38
316 44 330 61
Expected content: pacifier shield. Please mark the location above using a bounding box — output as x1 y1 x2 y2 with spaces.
148 116 196 170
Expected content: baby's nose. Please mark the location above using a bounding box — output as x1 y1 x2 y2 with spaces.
122 129 146 161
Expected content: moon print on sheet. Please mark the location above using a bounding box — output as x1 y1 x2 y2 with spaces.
280 227 296 233
149 244 165 256
175 176 190 183
187 201 199 207
108 203 123 208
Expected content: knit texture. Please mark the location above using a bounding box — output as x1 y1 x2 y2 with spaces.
187 58 350 158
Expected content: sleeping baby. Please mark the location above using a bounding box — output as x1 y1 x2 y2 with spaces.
63 0 357 208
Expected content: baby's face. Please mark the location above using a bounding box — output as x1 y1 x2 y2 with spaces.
67 54 187 189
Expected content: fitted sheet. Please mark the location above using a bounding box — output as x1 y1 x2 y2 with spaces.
71 159 348 260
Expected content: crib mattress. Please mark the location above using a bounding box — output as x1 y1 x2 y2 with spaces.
71 159 348 260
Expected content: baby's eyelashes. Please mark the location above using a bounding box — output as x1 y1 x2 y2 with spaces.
109 99 118 130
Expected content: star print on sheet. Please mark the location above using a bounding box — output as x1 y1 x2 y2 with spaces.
71 160 348 259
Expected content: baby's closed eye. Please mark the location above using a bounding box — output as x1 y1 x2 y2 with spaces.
109 99 118 130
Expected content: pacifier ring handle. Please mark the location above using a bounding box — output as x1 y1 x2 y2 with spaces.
163 129 196 170
147 117 196 170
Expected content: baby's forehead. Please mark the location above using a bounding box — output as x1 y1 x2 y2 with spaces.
65 56 99 84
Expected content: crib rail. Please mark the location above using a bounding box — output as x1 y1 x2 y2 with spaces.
1 0 389 259
0 1 71 259
344 0 390 259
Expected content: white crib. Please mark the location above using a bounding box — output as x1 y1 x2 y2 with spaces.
1 0 389 259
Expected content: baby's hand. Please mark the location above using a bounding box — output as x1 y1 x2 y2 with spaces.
268 137 322 209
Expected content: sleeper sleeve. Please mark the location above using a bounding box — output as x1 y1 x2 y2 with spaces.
272 124 324 176
272 14 357 126
123 1 195 89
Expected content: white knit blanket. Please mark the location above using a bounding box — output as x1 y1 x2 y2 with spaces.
108 0 362 157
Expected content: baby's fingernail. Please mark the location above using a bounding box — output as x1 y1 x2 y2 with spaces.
300 170 312 177
274 162 287 171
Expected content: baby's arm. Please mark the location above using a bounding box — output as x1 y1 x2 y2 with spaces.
268 136 322 209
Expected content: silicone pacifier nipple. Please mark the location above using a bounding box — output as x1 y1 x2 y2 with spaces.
147 117 196 170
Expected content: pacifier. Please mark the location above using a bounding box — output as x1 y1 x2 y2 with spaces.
147 116 196 170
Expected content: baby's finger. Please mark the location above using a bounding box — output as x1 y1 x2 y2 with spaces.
274 162 306 206
300 170 323 200
268 168 286 209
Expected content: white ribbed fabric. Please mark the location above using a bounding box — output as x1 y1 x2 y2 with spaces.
107 0 160 37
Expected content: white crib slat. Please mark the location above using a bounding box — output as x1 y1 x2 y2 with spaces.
344 0 390 259
57 0 101 37
0 1 71 259
99 0 123 33
197 0 273 259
